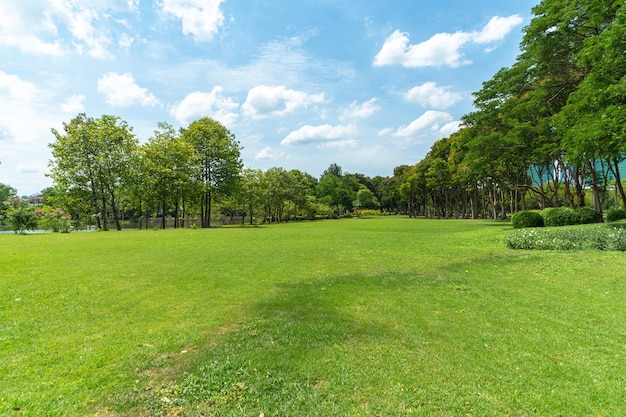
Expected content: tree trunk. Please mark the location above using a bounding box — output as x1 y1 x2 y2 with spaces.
610 159 626 209
588 161 603 214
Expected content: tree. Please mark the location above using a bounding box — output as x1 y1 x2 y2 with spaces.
181 118 242 228
3 196 39 234
49 114 138 230
315 164 360 215
140 122 196 228
0 183 17 213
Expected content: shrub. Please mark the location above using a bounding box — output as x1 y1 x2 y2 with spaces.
41 207 71 233
574 207 602 224
506 224 626 251
511 211 544 229
606 208 626 222
541 207 578 227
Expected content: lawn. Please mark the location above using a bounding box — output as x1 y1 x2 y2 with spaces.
1 217 624 416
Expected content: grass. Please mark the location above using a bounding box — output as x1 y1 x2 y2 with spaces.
1 217 625 416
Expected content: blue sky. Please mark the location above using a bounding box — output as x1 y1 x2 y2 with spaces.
0 0 538 196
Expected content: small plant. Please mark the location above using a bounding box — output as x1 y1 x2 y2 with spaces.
606 208 626 222
511 210 544 229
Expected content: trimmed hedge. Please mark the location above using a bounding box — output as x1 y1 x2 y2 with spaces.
541 207 578 227
607 208 626 222
574 207 603 224
540 206 602 227
511 211 544 229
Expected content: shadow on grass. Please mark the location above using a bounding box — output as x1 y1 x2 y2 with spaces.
121 272 441 416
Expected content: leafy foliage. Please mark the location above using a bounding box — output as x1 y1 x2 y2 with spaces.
541 207 578 227
511 210 544 229
606 208 626 222
2 196 39 234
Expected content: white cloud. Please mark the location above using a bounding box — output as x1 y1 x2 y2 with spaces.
440 121 462 137
378 127 394 136
64 6 113 59
161 0 225 42
97 72 161 107
374 14 523 68
404 82 463 109
0 2 64 56
339 98 380 121
0 71 39 101
60 95 86 114
242 85 325 119
472 15 525 43
281 124 357 146
170 86 239 126
255 146 276 161
393 110 460 139
0 1 141 59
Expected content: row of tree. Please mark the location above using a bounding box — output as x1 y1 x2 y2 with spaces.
390 0 625 219
45 114 390 229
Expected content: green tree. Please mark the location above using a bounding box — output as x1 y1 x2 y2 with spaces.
49 114 138 230
3 196 39 234
181 118 242 228
140 122 196 229
0 183 17 214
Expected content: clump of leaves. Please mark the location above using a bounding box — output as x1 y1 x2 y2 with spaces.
2 196 39 234
506 224 626 251
511 210 544 229
606 208 626 222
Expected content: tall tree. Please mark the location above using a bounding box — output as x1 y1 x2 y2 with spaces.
181 118 242 228
140 122 196 229
49 114 137 230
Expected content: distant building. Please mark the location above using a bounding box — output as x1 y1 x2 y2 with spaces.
29 195 43 206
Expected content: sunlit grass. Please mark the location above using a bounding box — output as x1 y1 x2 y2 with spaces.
1 217 624 416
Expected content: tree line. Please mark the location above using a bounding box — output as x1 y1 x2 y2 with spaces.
393 0 625 220
42 114 391 229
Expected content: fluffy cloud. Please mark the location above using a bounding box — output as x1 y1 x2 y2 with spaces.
255 146 276 161
404 82 463 109
374 14 523 68
281 124 357 146
161 0 225 42
339 98 380 121
97 72 161 107
170 86 239 126
242 85 325 119
60 95 86 114
0 2 64 56
0 1 138 59
393 110 460 139
0 71 39 101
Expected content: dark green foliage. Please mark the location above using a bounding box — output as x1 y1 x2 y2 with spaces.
540 207 602 227
607 208 626 222
541 207 578 227
511 210 544 229
574 207 603 224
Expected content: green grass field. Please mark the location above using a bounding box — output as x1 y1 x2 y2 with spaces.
1 217 625 416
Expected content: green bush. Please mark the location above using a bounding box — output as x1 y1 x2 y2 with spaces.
606 208 626 222
511 211 544 229
541 207 578 227
574 207 602 224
